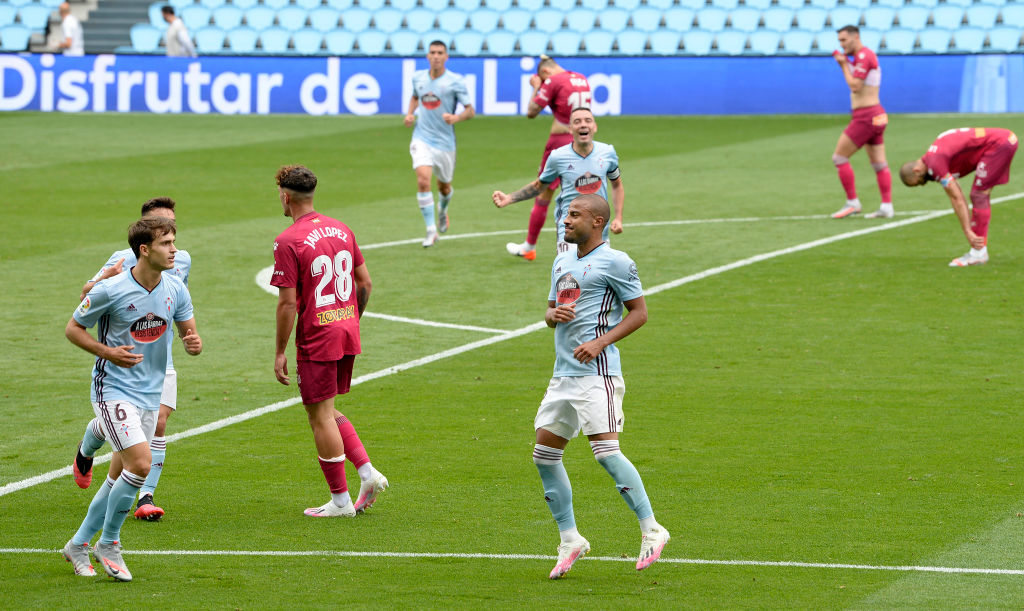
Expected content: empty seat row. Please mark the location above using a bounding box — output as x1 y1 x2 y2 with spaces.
0 3 52 29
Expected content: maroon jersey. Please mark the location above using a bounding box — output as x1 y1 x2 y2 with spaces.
272 211 364 361
849 47 880 86
923 128 1018 187
532 70 591 126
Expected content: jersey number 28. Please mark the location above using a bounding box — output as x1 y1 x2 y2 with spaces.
312 251 353 307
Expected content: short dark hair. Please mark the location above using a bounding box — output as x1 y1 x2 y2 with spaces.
276 164 317 194
428 40 447 51
837 25 859 35
570 106 594 118
128 217 176 258
161 5 174 15
141 197 175 216
537 54 558 74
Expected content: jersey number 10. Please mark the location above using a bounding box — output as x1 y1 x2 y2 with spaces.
312 251 353 307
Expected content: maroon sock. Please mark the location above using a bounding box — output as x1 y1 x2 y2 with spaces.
526 198 549 246
875 166 892 203
318 457 347 493
836 163 857 200
336 415 370 469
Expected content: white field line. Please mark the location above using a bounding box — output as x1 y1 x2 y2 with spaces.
2 547 1023 575
4 198 1021 501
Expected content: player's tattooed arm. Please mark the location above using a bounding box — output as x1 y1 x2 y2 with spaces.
493 179 547 208
353 263 372 317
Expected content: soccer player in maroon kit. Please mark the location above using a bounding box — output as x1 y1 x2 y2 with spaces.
272 165 389 517
506 56 594 261
900 128 1019 267
830 26 894 220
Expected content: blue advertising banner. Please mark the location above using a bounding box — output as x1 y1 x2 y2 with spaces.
2 53 1022 115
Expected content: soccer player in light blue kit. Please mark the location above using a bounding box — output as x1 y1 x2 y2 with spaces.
532 193 668 580
62 216 202 581
73 198 191 522
404 40 475 248
493 107 624 257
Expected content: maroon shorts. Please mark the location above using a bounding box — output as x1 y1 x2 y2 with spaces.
973 131 1019 191
539 132 573 190
296 355 355 405
843 105 888 148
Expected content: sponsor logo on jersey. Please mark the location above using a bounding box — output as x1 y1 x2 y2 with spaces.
556 272 580 305
421 92 441 110
129 312 168 343
575 172 602 195
273 241 279 251
127 303 137 312
311 217 321 223
78 297 90 314
316 305 356 326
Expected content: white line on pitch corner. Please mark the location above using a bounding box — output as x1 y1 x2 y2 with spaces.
6 197 1022 499
2 548 1023 576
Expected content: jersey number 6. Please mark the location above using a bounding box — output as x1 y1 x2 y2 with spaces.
311 251 353 307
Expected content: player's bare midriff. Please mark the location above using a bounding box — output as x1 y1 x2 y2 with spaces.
850 84 880 111
550 119 571 135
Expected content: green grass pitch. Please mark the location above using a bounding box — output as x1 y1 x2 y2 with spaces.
2 111 1024 608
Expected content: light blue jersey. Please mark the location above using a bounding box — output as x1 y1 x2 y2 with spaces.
548 242 643 377
540 141 620 244
74 271 194 411
410 69 471 152
91 248 191 369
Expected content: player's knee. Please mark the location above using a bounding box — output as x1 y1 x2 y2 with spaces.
832 154 850 167
590 439 621 462
871 162 889 173
970 190 991 209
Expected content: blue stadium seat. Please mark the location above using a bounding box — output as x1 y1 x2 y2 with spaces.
858 27 881 50
714 0 740 10
964 3 999 28
648 30 680 54
550 30 581 54
452 29 485 54
18 5 51 30
518 29 548 54
806 0 837 10
951 26 985 53
356 29 388 53
777 0 809 9
614 0 642 9
882 26 915 53
646 0 673 8
279 7 310 31
629 7 661 32
308 7 339 31
421 30 451 48
501 8 532 33
841 0 871 9
682 29 714 54
130 24 163 51
917 27 951 53
597 7 629 32
827 7 860 29
180 5 212 30
566 8 597 32
1001 4 1024 28
485 29 516 54
198 0 226 9
580 0 608 9
582 28 615 53
780 28 814 54
872 0 903 7
343 7 373 31
813 29 837 52
533 8 564 33
437 8 469 32
389 30 420 55
260 26 291 52
0 24 31 50
292 28 323 53
359 0 386 9
468 8 499 32
987 26 1021 52
743 0 773 10
696 6 728 31
39 0 63 8
663 7 694 31
714 29 746 54
762 8 794 31
227 25 258 52
941 0 972 7
677 0 707 8
295 0 321 9
390 0 417 8
929 6 963 30
148 3 167 28
485 0 512 10
517 0 543 10
194 26 226 52
895 5 928 29
615 29 646 53
263 0 289 10
326 0 355 8
549 0 576 11
728 7 760 32
453 0 480 10
212 5 243 29
373 8 403 33
405 8 436 33
748 30 780 54
323 29 355 52
861 6 894 29
794 6 826 30
244 7 275 30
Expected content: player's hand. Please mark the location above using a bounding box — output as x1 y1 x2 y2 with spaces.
403 113 416 127
573 338 606 364
529 74 542 90
550 303 576 324
966 230 986 249
107 345 143 368
100 258 126 281
492 191 513 208
182 329 202 355
442 112 458 125
610 218 623 234
275 353 290 385
832 50 848 65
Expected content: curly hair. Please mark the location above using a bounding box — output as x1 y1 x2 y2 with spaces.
276 165 317 194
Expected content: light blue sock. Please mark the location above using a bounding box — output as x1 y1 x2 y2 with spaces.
593 442 654 521
80 419 105 457
533 444 575 531
139 437 166 497
99 470 145 544
72 476 114 545
439 190 452 213
417 192 435 230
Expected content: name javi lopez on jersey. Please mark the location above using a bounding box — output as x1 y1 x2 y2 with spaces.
303 226 349 249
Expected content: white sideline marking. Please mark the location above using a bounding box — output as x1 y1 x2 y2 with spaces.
4 198 1021 501
3 547 1023 575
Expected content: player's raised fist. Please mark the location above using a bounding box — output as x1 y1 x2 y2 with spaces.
492 191 512 208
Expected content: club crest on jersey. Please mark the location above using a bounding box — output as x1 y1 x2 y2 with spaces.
575 172 602 195
421 92 441 110
130 313 168 343
556 272 581 305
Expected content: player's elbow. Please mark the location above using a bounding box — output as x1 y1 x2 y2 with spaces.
463 106 476 120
